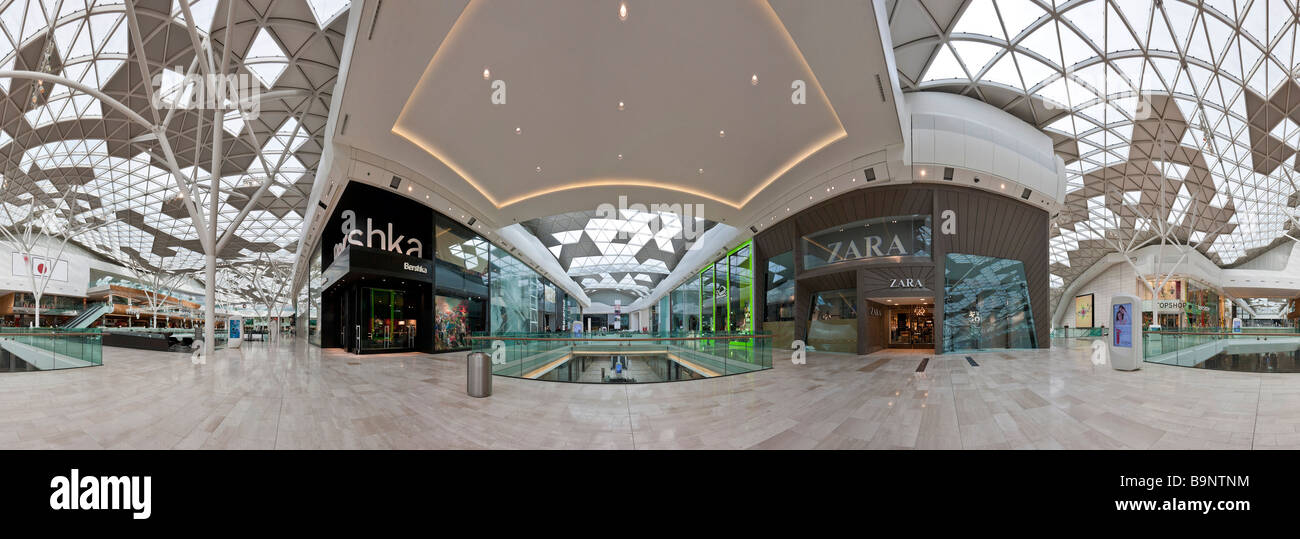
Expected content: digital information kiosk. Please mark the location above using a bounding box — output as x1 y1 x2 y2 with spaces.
1108 295 1140 370
228 316 244 349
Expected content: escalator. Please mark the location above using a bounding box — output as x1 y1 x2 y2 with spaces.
61 302 113 329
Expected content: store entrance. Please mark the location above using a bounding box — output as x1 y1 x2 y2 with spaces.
883 299 934 349
362 287 419 352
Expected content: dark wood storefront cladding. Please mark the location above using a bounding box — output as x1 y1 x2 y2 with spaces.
753 184 1049 353
932 187 1051 349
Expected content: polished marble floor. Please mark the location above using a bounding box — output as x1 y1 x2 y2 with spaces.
2 338 1299 449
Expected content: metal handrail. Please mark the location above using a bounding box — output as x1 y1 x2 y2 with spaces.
1145 331 1300 337
469 334 773 342
0 332 103 337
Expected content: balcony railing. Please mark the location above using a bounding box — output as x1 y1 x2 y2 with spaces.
0 328 103 372
469 332 772 383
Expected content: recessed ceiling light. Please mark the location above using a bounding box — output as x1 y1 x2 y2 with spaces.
751 74 758 85
618 1 628 21
482 67 490 80
719 130 725 138
618 101 625 111
919 169 926 177
698 168 704 174
617 154 623 160
515 127 521 134
536 166 542 173
1000 183 1006 189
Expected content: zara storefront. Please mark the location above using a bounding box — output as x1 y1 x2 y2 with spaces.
750 183 1051 355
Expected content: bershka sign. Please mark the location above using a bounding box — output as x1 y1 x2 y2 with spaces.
333 209 425 259
49 469 151 519
403 262 428 274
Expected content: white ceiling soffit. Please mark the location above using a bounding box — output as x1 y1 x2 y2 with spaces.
888 0 1300 305
329 0 903 228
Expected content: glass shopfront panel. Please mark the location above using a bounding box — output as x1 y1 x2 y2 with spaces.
699 268 715 332
764 250 795 349
726 245 753 332
436 294 483 351
807 288 857 353
489 245 541 333
308 243 322 346
943 253 1036 352
802 215 931 271
712 259 728 331
672 277 699 332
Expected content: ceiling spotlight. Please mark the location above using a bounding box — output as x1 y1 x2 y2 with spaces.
617 153 623 160
515 127 521 134
536 166 542 173
618 1 628 21
751 74 758 85
618 100 625 111
482 67 490 80
919 169 926 177
698 168 704 174
719 130 726 138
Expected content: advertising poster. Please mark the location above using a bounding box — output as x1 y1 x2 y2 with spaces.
1112 303 1132 348
229 319 242 339
1074 294 1094 328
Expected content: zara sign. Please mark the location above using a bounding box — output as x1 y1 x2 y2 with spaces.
889 278 925 289
802 215 931 270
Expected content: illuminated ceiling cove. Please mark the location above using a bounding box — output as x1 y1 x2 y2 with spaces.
889 0 1300 298
391 0 844 211
0 0 348 276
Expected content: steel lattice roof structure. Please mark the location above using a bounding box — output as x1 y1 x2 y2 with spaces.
0 0 348 288
888 0 1300 306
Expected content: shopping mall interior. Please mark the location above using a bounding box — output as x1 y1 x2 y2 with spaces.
2 0 1300 450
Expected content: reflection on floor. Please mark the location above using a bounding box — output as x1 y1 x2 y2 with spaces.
2 338 1300 449
1197 350 1300 373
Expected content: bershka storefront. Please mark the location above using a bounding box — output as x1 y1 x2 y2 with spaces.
320 182 438 354
752 184 1050 355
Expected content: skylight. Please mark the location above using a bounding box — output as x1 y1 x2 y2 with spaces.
900 0 1300 289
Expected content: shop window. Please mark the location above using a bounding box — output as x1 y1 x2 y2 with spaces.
807 289 857 353
943 253 1036 352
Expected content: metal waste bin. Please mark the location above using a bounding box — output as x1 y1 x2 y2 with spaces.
467 352 492 397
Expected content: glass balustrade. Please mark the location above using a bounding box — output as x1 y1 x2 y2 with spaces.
1142 328 1300 372
470 332 772 383
0 328 103 372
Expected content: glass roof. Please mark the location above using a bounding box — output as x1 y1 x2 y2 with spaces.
891 0 1300 300
0 0 348 299
523 209 714 304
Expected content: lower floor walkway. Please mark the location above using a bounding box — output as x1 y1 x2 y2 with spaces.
0 338 1295 449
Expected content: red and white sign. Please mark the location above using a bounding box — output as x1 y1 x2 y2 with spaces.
11 253 69 282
